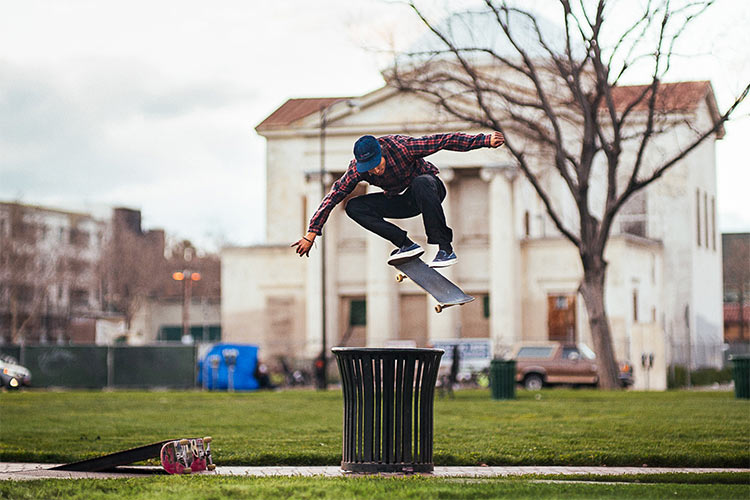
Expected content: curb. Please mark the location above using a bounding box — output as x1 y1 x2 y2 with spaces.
1 463 748 481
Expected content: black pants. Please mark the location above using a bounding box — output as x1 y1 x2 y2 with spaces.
345 174 452 248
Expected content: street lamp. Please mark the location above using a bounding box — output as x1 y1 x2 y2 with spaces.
317 99 359 390
172 270 201 343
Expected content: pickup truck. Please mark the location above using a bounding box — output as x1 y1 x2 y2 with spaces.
512 342 633 390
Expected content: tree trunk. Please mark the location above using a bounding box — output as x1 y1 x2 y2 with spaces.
578 258 621 389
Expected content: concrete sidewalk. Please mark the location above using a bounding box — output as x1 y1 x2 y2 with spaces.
1 463 747 481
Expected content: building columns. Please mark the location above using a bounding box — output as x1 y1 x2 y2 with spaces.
427 168 460 341
481 166 521 356
365 185 399 346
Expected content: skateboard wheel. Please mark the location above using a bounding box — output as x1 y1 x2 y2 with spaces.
207 464 216 471
179 439 189 445
203 437 212 443
435 305 443 313
395 274 404 282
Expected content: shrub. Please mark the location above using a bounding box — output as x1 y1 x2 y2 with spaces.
668 365 733 388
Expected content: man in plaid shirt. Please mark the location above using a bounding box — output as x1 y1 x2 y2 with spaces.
292 131 505 267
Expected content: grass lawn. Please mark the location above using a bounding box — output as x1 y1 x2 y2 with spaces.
1 475 749 500
0 388 748 467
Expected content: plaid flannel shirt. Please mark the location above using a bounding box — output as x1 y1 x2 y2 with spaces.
308 132 493 234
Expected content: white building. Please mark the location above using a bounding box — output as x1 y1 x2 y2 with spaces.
222 80 724 387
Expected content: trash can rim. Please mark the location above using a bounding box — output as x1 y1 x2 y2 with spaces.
331 347 444 355
728 354 750 361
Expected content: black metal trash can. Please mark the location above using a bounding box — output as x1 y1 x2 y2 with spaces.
332 347 444 473
730 354 750 399
489 359 516 400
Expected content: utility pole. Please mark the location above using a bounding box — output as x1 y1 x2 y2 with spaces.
317 105 329 390
316 99 360 389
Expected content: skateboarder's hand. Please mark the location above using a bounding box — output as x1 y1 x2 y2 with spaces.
489 131 505 148
291 232 317 257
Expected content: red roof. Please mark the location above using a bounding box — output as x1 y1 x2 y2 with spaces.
256 97 349 131
725 303 750 323
607 81 713 113
256 81 717 132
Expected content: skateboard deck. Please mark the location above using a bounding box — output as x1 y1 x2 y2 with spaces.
393 257 474 313
160 437 215 474
50 437 215 473
51 440 172 472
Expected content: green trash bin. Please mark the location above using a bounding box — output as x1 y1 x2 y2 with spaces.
730 355 750 399
490 359 516 400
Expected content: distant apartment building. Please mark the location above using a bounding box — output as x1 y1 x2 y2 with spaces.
0 202 108 343
0 202 221 344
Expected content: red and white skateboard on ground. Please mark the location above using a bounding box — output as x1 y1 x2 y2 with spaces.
160 437 215 474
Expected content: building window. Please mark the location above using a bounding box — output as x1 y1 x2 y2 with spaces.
301 195 308 235
71 289 89 307
696 189 701 247
483 295 490 318
524 211 530 237
711 197 716 251
633 289 639 322
70 228 89 247
349 299 366 326
704 192 709 249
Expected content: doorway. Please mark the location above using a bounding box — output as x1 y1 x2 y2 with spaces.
548 294 576 342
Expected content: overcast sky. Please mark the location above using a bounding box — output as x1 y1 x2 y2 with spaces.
1 0 748 251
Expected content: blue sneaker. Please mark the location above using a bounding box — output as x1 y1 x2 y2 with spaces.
429 249 457 268
387 242 424 265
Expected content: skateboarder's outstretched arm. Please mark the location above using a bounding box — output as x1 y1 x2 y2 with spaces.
399 131 505 158
292 160 361 257
291 231 318 257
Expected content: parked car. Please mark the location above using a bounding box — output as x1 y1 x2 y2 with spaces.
511 342 633 390
0 354 31 390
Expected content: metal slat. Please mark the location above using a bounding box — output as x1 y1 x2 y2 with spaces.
402 356 415 463
361 354 374 463
374 355 382 463
394 355 404 463
383 356 394 464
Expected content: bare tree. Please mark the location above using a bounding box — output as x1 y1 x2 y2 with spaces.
0 204 64 344
391 0 749 387
100 223 166 328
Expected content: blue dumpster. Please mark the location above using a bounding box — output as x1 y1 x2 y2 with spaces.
197 343 259 391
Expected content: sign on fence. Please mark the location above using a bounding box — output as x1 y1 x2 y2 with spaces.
431 338 492 373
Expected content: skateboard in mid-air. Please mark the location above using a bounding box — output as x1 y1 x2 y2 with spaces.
392 257 474 313
160 437 215 474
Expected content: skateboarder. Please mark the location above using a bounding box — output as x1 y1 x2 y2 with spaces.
292 131 505 267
